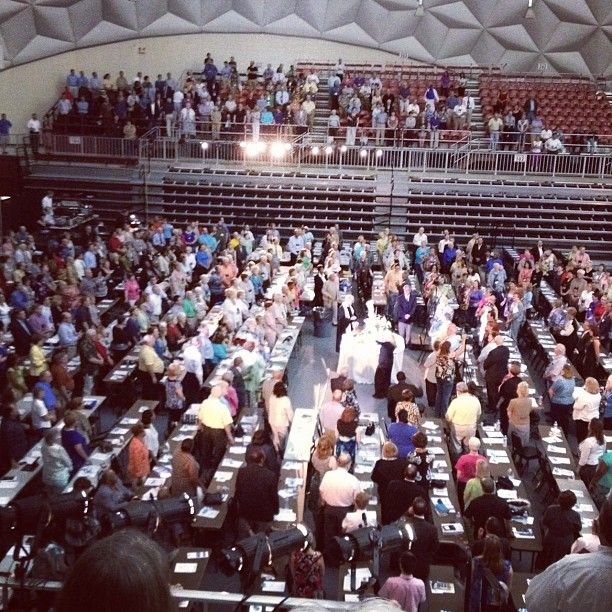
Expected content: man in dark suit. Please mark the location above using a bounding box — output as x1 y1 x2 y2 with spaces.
530 239 545 262
382 464 428 525
234 447 279 538
330 366 349 393
394 283 417 348
9 310 33 356
230 357 247 412
387 371 424 420
336 294 357 353
406 496 439 581
313 265 325 308
483 335 510 412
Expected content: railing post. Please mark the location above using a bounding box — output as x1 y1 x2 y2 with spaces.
493 151 499 176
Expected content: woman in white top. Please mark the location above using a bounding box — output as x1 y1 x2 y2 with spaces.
572 377 602 444
32 386 55 433
577 418 606 486
268 382 294 453
41 428 73 495
221 288 241 332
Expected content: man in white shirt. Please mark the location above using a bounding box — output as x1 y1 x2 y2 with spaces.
319 389 344 432
173 89 184 114
287 228 305 264
412 227 428 248
453 103 467 129
275 86 289 109
543 344 567 383
446 381 482 445
488 113 504 150
27 113 41 154
438 229 451 254
462 94 475 125
319 453 362 555
41 191 54 217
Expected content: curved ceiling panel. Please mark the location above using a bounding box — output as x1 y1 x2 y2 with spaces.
0 0 610 77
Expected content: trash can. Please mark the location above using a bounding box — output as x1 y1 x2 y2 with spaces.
313 307 332 338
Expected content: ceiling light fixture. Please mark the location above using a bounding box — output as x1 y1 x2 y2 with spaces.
415 0 424 17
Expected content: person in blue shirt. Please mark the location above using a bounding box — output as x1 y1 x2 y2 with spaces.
388 409 418 458
77 71 89 89
261 108 274 126
195 245 211 272
151 228 166 249
61 411 90 476
441 239 457 274
10 284 29 310
211 332 228 365
486 252 504 274
414 244 429 283
163 221 173 240
198 228 217 252
0 113 12 154
66 69 79 96
35 371 58 414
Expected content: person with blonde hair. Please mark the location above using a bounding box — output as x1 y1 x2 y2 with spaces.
463 458 492 510
572 377 602 443
507 381 539 446
372 441 407 501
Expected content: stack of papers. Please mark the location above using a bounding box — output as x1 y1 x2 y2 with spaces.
441 522 464 534
552 467 575 477
261 581 285 593
274 508 297 522
421 421 439 430
546 445 566 454
513 527 535 539
430 580 455 594
215 471 232 482
221 458 243 468
549 456 571 465
174 562 198 574
498 489 518 500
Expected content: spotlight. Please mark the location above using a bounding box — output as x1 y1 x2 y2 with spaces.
239 141 247 149
221 525 309 576
359 148 368 158
325 145 334 155
311 146 320 156
102 494 195 535
270 141 287 158
376 148 383 157
284 142 292 151
245 142 263 156
330 520 415 565
416 0 425 17
200 142 209 150
340 145 347 153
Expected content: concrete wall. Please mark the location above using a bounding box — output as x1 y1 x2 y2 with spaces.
0 32 400 135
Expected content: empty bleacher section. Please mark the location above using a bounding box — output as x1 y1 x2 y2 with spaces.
147 166 378 240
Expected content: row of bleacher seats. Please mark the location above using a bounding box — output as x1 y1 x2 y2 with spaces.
479 76 612 139
168 166 376 181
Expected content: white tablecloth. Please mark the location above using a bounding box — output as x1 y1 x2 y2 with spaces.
338 331 405 384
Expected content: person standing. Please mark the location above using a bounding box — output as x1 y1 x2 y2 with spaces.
434 341 456 418
336 294 357 353
197 384 234 484
373 331 396 399
395 283 417 349
267 382 294 453
0 113 12 154
483 335 510 414
41 428 72 495
235 447 279 538
379 551 426 611
27 113 41 155
127 422 150 487
572 377 602 444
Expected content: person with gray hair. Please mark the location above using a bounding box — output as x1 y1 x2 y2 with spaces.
543 343 568 384
318 452 361 563
446 381 482 447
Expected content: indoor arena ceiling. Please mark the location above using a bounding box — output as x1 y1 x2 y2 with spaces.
0 0 611 77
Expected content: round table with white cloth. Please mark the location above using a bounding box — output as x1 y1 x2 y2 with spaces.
337 330 405 384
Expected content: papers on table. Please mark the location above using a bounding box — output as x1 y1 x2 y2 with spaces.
514 515 535 525
343 567 371 591
497 489 518 500
122 417 139 425
430 472 450 481
489 455 510 465
261 581 285 593
513 527 535 539
354 464 371 474
186 551 209 560
274 508 297 522
0 481 17 489
576 503 594 512
421 421 439 430
144 477 165 487
215 471 232 482
428 446 445 455
285 477 303 488
546 445 566 454
432 487 449 498
487 449 508 457
552 467 575 478
485 431 505 438
198 507 220 519
221 458 243 469
542 436 562 444
430 580 455 594
174 562 198 574
282 461 302 470
278 488 297 499
229 446 246 454
549 456 571 465
484 437 506 445
433 460 448 470
441 522 464 534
